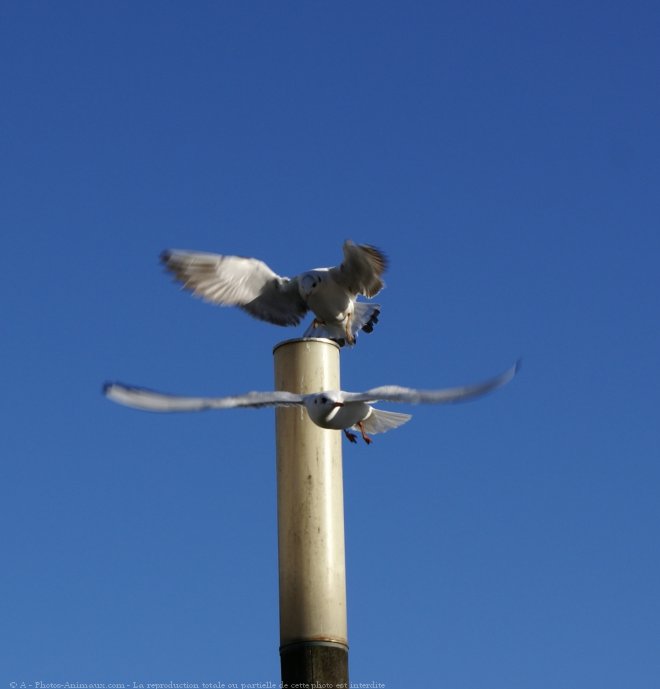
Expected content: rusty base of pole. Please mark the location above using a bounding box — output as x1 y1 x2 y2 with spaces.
280 642 348 688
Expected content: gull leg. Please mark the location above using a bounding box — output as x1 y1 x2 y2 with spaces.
344 317 355 346
357 422 372 445
343 429 358 444
304 318 324 338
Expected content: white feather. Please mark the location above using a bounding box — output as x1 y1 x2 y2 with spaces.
103 384 303 412
360 408 412 435
161 241 388 344
104 360 520 443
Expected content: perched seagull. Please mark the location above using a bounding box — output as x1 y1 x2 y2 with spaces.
104 360 520 445
160 240 387 345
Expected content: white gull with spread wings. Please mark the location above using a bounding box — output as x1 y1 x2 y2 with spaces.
104 361 520 445
161 240 387 345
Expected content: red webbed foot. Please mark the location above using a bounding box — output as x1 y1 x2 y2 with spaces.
358 422 373 445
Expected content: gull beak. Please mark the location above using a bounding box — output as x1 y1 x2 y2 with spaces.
333 401 344 408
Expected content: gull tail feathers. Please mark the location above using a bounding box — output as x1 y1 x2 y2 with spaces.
361 408 412 435
302 320 345 342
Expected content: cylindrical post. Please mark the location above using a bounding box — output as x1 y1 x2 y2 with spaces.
273 338 348 688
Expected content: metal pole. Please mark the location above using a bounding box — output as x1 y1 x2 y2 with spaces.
273 337 348 688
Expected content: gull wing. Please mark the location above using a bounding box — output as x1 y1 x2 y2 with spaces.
360 408 412 435
342 360 521 405
104 383 304 413
161 250 308 326
331 241 388 298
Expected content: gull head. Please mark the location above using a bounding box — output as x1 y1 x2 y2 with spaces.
304 391 344 424
298 272 321 298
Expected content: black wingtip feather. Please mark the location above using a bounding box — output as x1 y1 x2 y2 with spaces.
360 307 381 334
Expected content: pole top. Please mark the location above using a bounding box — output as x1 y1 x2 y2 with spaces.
272 337 341 355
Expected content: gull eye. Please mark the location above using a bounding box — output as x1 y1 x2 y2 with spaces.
320 396 328 404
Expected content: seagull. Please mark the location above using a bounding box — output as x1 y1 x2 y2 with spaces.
104 360 520 445
160 240 387 345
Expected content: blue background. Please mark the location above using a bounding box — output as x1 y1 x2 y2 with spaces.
2 2 659 687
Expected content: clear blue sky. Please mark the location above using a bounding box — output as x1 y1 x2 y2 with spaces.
2 1 659 687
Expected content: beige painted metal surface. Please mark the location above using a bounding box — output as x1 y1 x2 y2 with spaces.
273 338 348 650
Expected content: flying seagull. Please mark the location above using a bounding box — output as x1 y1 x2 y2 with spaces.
160 240 387 345
104 360 520 445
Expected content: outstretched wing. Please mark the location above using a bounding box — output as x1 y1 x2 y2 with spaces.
331 240 388 298
161 250 309 326
104 383 304 413
343 360 521 405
